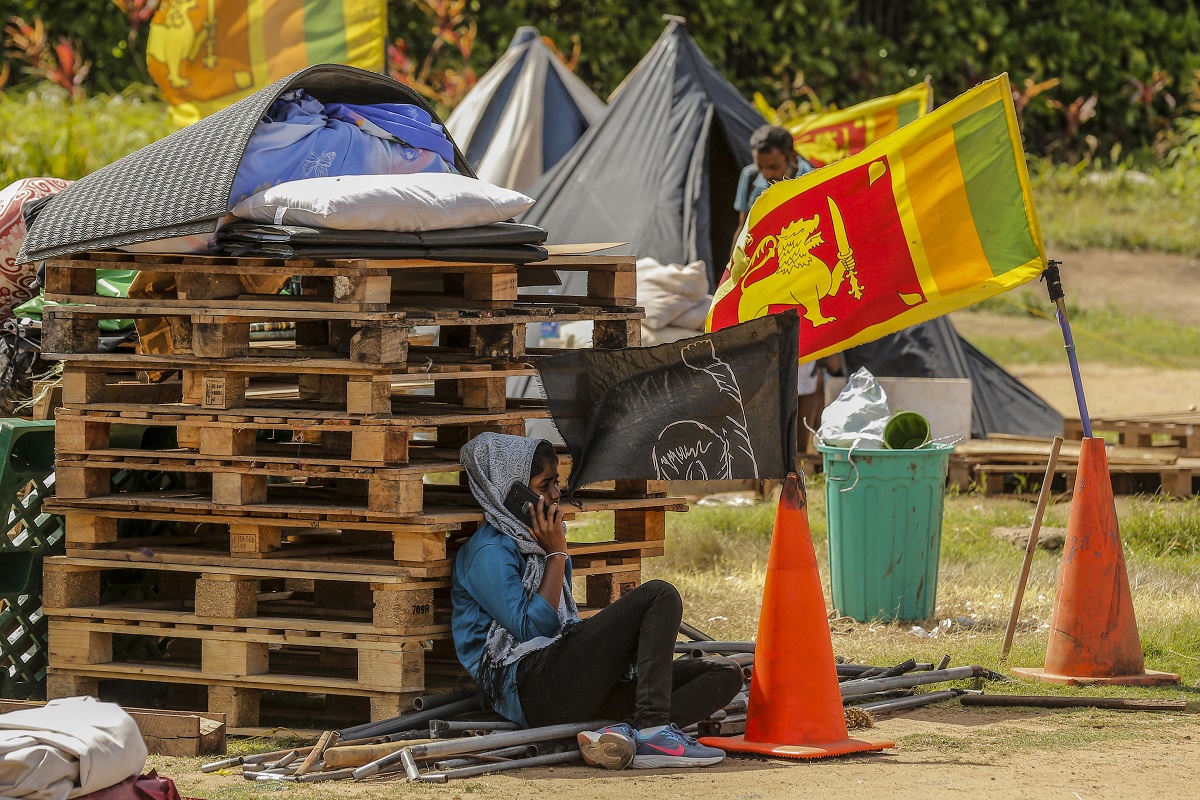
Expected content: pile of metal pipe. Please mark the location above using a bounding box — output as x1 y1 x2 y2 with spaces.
840 665 988 699
205 718 606 784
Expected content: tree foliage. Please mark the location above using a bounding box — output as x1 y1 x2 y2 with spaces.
3 0 1199 158
391 0 1200 157
3 1 145 92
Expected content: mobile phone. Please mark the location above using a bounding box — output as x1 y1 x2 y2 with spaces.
503 482 542 527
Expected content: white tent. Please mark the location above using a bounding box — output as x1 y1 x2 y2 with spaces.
446 27 605 192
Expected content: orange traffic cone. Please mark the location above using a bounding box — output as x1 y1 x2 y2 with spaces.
700 473 894 758
1013 438 1179 686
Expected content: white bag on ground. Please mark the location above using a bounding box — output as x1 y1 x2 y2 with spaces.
817 367 892 448
0 696 147 800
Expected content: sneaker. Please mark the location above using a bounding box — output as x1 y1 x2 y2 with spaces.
630 724 726 769
577 723 636 770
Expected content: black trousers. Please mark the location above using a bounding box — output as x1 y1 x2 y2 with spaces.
516 580 743 729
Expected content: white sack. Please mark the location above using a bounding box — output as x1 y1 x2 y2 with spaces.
636 257 711 330
0 697 147 800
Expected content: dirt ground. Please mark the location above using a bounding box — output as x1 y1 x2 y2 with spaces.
954 246 1200 417
164 708 1200 800
161 247 1200 798
1046 247 1200 322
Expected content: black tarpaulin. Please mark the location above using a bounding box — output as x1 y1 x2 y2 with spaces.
843 316 1063 439
537 312 800 495
520 21 764 292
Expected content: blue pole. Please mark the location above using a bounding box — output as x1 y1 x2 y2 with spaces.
1043 261 1092 438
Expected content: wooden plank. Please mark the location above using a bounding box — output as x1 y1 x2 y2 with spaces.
58 396 550 426
42 299 643 325
48 489 684 524
42 549 449 582
49 661 416 696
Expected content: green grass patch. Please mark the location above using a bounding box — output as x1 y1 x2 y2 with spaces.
960 303 1200 369
0 85 174 183
1032 159 1200 256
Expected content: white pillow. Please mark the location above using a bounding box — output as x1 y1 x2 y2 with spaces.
231 173 534 232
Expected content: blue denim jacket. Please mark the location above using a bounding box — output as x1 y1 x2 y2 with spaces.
450 523 571 725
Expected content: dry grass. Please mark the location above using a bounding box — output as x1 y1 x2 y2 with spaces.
628 481 1200 689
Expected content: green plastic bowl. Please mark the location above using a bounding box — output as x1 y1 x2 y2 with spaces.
883 410 931 449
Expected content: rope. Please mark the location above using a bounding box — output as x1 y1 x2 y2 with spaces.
990 294 1177 370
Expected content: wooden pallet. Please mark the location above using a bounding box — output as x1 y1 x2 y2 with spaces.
42 250 639 312
43 303 644 360
970 460 1198 498
43 553 443 723
1065 413 1200 455
55 362 544 415
45 516 668 587
54 411 510 472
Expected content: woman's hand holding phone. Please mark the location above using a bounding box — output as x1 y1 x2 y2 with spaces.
529 495 567 554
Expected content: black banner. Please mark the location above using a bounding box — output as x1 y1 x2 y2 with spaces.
538 311 800 494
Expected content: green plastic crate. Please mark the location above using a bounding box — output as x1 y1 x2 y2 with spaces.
0 419 61 699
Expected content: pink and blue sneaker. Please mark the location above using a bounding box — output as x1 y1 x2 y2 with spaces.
577 723 636 770
630 724 726 769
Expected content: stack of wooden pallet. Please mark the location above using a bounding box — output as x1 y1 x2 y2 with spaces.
950 433 1196 498
1064 412 1200 453
39 249 681 728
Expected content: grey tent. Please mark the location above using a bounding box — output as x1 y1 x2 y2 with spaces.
521 20 764 291
18 64 473 263
446 27 605 192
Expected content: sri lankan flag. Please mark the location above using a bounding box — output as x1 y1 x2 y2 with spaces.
146 0 386 127
709 75 1045 363
761 83 933 167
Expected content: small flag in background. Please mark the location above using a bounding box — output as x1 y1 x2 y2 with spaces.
710 74 1045 363
146 0 386 126
537 312 800 495
758 82 933 167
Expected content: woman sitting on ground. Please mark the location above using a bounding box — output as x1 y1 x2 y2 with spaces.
452 432 743 770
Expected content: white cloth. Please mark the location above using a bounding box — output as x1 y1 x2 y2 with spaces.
0 178 71 318
797 362 820 396
639 324 702 346
0 697 147 800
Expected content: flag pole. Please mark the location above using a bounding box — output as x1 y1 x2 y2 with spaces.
1042 260 1091 438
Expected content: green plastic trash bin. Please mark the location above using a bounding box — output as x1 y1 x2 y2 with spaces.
818 443 952 622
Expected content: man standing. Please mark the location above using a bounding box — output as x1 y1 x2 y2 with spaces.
734 125 814 227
